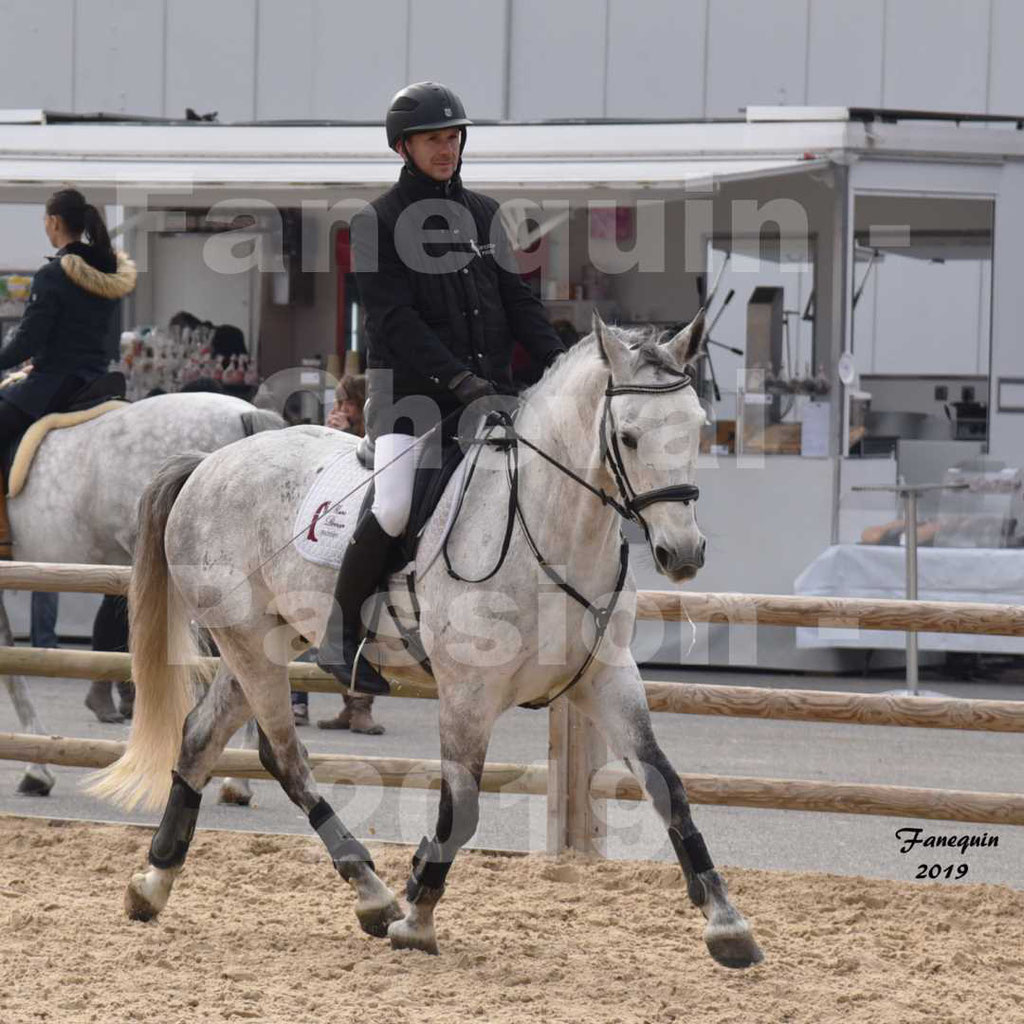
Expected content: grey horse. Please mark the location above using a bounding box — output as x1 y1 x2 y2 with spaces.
91 313 764 969
3 390 283 794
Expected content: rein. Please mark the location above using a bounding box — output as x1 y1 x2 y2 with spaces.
442 368 699 709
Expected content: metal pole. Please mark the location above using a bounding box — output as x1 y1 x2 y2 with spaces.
904 488 919 696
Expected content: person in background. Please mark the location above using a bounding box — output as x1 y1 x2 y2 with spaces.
169 310 202 333
30 592 59 649
291 374 385 734
0 187 136 558
326 371 366 435
180 376 225 394
86 594 132 723
211 323 247 366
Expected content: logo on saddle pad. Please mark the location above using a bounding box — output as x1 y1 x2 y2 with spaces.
306 501 333 542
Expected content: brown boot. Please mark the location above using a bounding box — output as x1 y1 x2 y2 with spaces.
317 701 353 730
85 680 125 724
347 693 384 735
0 475 12 560
116 680 135 719
317 693 384 734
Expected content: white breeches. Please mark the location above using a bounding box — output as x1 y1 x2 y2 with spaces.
371 432 422 538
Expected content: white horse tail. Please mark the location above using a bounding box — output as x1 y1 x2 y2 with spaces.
87 453 212 811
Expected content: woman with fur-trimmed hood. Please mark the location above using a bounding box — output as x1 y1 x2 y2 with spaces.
0 186 136 556
0 187 136 430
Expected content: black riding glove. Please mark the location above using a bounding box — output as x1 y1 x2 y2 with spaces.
449 370 497 407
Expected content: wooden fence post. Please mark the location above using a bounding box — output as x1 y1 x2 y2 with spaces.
546 700 607 856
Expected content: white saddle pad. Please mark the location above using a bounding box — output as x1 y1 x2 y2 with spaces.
292 449 373 569
291 441 475 576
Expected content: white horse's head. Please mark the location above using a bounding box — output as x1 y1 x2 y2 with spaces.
592 310 708 582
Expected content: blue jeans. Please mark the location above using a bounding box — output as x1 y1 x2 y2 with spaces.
30 592 59 649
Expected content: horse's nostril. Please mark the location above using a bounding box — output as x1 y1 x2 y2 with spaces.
697 537 707 565
654 544 671 569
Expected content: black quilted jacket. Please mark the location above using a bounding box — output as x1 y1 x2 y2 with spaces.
353 163 564 400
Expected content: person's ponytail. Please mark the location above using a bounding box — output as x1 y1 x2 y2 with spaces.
82 203 115 265
45 187 116 266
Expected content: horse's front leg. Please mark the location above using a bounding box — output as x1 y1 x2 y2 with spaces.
389 695 497 955
570 665 764 969
0 592 55 795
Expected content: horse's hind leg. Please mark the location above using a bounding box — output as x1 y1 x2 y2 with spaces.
570 666 763 969
0 594 55 795
124 664 251 921
216 622 401 939
4 674 56 794
389 696 497 955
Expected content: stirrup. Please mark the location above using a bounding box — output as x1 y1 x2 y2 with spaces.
350 637 391 696
317 634 390 696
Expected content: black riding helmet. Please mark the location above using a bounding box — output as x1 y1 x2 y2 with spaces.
385 81 473 152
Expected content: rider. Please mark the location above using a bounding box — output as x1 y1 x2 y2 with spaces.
0 187 136 557
317 82 565 693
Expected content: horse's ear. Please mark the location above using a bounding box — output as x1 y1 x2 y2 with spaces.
664 309 707 367
593 309 631 377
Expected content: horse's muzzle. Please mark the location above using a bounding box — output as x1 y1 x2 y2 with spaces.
654 536 706 581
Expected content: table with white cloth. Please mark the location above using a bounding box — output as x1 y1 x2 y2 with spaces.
793 544 1024 654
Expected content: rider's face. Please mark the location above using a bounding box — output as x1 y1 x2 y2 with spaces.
399 128 461 181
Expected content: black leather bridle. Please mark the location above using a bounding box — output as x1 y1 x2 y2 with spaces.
599 367 701 539
439 364 701 709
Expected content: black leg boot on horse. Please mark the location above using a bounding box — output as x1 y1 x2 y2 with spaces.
316 512 394 696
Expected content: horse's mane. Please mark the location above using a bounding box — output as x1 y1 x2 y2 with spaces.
525 323 687 401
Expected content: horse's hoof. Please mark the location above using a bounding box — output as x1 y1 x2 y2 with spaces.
124 876 162 922
16 769 53 796
217 781 252 807
388 916 439 955
355 896 403 938
704 916 764 969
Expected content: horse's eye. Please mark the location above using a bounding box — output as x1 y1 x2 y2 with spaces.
620 432 638 451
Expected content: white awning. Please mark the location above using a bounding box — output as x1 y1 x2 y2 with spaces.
0 121 838 205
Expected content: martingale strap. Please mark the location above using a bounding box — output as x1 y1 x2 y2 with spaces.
517 535 630 710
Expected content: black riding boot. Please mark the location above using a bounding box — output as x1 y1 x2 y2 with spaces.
317 512 394 695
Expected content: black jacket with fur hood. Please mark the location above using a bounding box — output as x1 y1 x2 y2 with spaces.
0 242 136 418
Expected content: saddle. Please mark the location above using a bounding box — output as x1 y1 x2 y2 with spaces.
4 372 128 497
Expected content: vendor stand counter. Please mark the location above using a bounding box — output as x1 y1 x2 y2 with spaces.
794 544 1024 654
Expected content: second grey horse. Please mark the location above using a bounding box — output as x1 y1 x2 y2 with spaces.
3 390 283 794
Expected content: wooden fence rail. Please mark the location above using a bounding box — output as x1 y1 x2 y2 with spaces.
2 562 1024 635
3 731 1022 826
2 561 1023 851
3 647 1024 732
